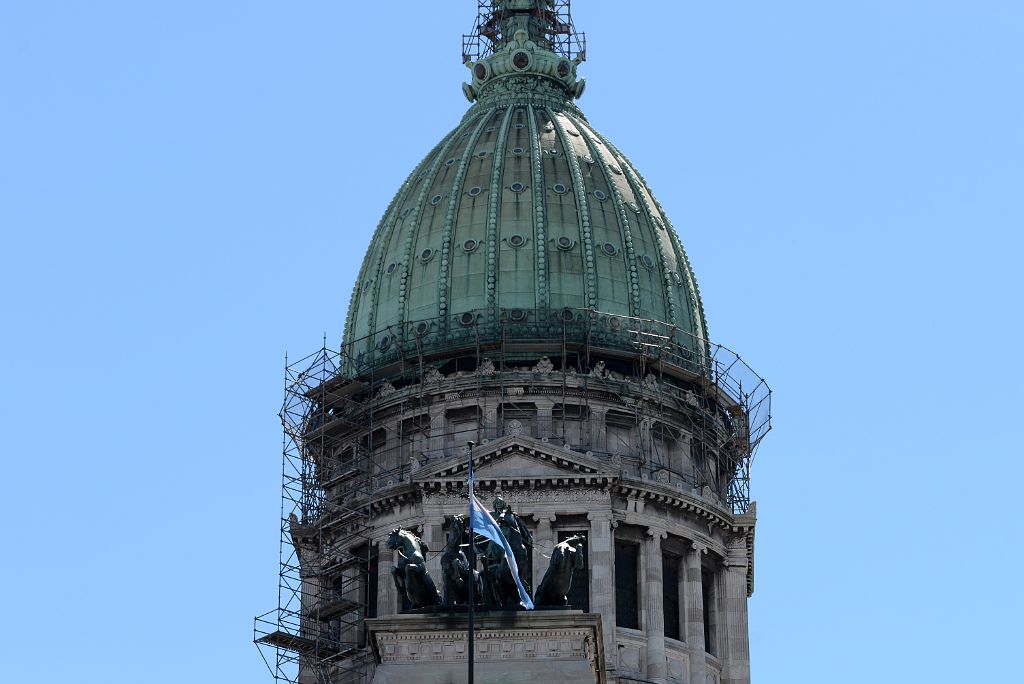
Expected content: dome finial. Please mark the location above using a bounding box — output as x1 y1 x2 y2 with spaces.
461 1 587 103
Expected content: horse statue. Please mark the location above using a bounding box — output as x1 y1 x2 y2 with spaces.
439 515 483 606
534 534 586 607
386 528 441 609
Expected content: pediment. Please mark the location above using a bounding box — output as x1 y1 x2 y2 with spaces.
412 435 616 486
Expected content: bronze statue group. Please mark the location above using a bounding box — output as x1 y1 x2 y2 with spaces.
386 496 586 611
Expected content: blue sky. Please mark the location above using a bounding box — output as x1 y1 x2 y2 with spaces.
1 2 1021 682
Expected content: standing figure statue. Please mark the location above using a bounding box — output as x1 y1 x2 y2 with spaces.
534 534 586 607
479 495 534 607
386 528 441 609
440 515 483 606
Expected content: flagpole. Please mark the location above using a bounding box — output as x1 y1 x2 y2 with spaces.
466 440 475 684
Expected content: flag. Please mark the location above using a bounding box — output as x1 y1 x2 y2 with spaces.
469 492 534 609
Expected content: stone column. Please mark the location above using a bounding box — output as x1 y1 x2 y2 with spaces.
532 514 556 592
638 418 653 474
482 405 499 441
428 405 445 457
587 511 616 675
685 542 708 684
535 398 554 440
721 537 751 684
382 424 399 475
376 540 396 617
643 527 668 683
591 406 608 453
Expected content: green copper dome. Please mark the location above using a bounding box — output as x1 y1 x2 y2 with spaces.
342 2 708 376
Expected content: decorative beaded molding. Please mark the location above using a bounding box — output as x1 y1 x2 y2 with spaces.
484 106 516 314
527 104 549 312
437 110 497 332
551 112 597 309
573 116 710 342
574 117 642 316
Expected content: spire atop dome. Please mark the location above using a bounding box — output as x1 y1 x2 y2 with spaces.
461 0 587 103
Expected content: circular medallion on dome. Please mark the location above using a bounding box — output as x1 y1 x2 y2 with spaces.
512 51 530 70
558 60 570 77
508 234 526 248
459 312 476 326
430 194 443 206
556 236 574 251
477 150 489 159
473 63 487 80
377 335 391 351
445 159 455 167
640 254 656 269
602 242 618 256
467 186 482 197
514 123 525 129
512 147 525 155
509 182 526 193
462 239 479 253
552 183 568 194
386 262 397 275
415 321 430 336
508 308 527 322
593 189 608 201
420 248 436 263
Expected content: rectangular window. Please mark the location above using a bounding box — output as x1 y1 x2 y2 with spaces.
662 554 681 641
557 530 589 612
615 542 639 629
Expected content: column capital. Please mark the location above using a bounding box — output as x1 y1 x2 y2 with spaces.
532 513 557 524
690 541 708 555
587 511 613 522
646 526 668 540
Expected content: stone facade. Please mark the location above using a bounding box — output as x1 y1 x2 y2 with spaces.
298 363 756 684
366 612 605 684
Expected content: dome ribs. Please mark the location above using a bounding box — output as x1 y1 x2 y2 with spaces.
437 110 498 335
484 106 516 318
589 126 710 346
394 115 482 338
581 120 679 329
550 111 597 310
344 127 459 352
575 116 643 319
527 105 548 312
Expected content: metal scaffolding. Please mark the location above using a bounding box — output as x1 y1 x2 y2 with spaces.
463 0 586 63
254 306 770 684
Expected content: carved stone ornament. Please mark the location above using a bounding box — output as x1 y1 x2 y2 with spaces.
378 380 396 397
424 368 444 384
533 356 554 374
589 360 609 379
476 358 496 376
504 419 525 437
642 373 659 391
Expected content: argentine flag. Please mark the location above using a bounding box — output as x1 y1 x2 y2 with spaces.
469 492 535 609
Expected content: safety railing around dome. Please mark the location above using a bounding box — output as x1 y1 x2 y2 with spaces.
340 306 771 463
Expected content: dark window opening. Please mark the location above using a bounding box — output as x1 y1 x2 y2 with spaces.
615 542 639 629
558 530 589 612
702 568 715 655
662 554 681 641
